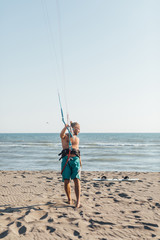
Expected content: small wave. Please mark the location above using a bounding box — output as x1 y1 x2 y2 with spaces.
0 142 60 148
80 143 160 148
83 158 120 163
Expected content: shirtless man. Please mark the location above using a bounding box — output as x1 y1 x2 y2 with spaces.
60 122 81 208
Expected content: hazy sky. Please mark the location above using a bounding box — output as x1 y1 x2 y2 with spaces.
1 0 160 133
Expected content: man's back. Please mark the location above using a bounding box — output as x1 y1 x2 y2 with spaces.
61 134 79 150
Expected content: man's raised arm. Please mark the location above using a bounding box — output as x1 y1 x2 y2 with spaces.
60 124 69 139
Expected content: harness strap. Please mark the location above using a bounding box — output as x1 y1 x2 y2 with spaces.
61 149 71 175
58 148 80 161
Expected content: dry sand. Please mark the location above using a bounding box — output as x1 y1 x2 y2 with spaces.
0 171 160 240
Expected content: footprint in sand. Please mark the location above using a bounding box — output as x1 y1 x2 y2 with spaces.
120 210 125 214
7 221 14 227
126 225 141 229
134 215 141 219
113 198 120 203
95 191 101 195
48 218 54 223
13 220 27 235
93 183 100 188
24 210 49 223
46 226 56 233
94 212 101 215
18 226 27 235
40 212 48 220
79 211 83 217
88 219 115 229
95 204 100 207
118 193 131 199
105 182 115 187
0 230 9 239
155 203 160 208
142 222 159 231
73 230 81 238
83 193 89 197
16 222 21 227
132 210 140 213
58 213 67 218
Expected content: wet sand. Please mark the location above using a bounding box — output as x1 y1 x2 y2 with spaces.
0 171 160 239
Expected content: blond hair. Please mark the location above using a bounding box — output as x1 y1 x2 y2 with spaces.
71 122 79 128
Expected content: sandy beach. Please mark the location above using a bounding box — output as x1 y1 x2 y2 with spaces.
0 171 160 240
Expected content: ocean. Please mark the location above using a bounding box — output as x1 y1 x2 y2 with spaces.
0 133 159 172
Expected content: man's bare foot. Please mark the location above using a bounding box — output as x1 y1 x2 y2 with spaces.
75 201 81 208
67 199 72 205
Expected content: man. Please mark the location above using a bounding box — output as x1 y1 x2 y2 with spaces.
59 122 81 208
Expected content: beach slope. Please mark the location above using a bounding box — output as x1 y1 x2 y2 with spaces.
0 171 160 239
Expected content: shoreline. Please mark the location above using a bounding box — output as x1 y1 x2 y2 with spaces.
0 171 160 239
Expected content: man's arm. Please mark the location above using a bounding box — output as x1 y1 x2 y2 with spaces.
60 124 68 139
79 156 82 167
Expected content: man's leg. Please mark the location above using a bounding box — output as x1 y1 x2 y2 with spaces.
73 178 81 208
64 179 72 204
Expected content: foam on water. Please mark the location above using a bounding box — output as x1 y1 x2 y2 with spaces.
0 133 159 171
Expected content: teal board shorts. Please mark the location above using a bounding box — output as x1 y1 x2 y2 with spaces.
61 155 81 182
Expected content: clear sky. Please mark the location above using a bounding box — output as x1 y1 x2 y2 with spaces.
0 0 160 133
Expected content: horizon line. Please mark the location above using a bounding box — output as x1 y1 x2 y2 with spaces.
0 132 160 134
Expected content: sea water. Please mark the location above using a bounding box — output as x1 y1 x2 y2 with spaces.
0 133 159 172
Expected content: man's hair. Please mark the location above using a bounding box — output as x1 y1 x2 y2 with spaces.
71 122 79 128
